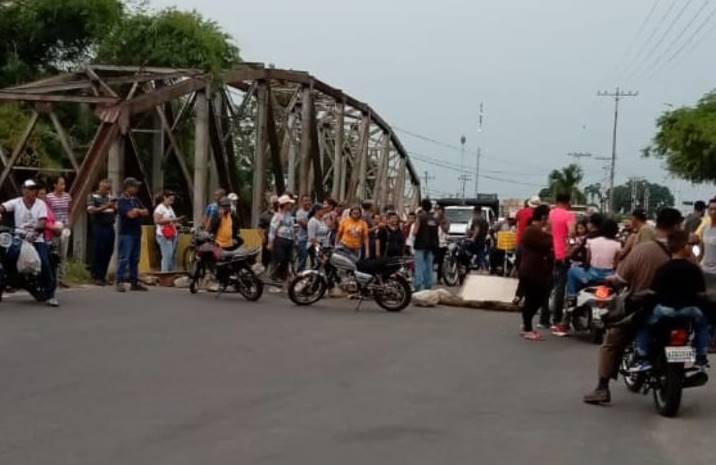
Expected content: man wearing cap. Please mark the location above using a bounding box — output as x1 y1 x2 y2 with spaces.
0 179 58 306
116 177 149 292
268 194 296 286
209 197 243 250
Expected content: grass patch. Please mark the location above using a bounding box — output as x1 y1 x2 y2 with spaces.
64 260 92 285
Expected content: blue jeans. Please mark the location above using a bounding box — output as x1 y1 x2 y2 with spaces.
92 224 115 281
117 235 141 284
636 305 710 357
34 242 55 299
414 248 435 291
566 266 613 299
156 235 177 272
296 239 308 272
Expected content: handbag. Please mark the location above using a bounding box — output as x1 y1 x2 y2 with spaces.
161 223 177 239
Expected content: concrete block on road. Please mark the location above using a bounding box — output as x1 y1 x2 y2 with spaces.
460 274 518 303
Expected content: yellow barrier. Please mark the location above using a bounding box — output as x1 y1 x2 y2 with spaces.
140 226 264 274
496 231 517 252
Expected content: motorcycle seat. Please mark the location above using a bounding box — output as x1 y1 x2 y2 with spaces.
356 257 403 274
220 247 259 261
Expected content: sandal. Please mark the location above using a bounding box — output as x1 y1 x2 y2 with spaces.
523 331 545 341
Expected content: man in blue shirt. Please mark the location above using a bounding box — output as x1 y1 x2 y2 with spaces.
202 189 226 229
116 177 149 292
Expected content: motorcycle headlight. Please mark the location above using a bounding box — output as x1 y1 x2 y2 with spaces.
0 232 12 248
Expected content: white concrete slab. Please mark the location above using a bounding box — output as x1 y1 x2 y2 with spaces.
459 274 519 302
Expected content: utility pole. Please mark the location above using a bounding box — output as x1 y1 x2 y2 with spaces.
630 178 638 212
459 135 470 204
643 182 650 213
422 170 435 198
475 102 484 197
474 147 481 197
597 87 638 214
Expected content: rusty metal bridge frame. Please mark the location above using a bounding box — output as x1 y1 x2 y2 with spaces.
0 63 421 234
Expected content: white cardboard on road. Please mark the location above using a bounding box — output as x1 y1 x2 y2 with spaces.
460 274 518 303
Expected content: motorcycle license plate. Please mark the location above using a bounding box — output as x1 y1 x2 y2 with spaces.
591 307 608 320
665 347 695 364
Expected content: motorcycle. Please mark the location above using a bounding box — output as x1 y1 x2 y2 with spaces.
0 226 55 303
567 283 616 344
619 315 709 417
188 230 264 301
442 238 486 287
288 246 412 312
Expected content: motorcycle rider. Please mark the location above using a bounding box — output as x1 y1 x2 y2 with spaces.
630 229 710 372
0 179 59 307
209 197 243 251
583 207 683 405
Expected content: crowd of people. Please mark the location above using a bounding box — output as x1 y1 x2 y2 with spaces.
5 174 715 404
510 190 716 406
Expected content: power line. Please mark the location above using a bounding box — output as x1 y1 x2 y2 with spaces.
411 156 543 188
607 0 663 82
643 0 709 77
620 0 678 80
627 0 694 81
408 151 544 177
651 4 716 75
393 125 544 170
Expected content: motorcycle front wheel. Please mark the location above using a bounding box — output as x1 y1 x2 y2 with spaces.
653 362 684 417
374 275 411 312
288 273 327 306
189 261 204 294
442 256 461 287
237 268 263 301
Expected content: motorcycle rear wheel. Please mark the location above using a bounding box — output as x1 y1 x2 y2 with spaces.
288 274 327 306
237 268 263 301
375 275 411 312
653 362 684 417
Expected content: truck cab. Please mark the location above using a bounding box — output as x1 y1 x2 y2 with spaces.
444 205 495 239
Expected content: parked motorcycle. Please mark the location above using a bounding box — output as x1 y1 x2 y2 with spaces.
188 230 263 301
288 246 412 312
567 283 615 344
0 226 54 303
619 313 709 417
442 238 483 287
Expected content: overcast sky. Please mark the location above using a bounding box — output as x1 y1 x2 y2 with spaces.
154 0 716 206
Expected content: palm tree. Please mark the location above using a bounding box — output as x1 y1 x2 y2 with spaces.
584 183 604 208
547 164 585 204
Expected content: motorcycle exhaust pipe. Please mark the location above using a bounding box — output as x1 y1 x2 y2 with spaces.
683 371 709 389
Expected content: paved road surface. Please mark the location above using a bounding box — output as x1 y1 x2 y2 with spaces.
1 288 714 465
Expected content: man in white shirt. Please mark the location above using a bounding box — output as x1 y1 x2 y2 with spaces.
0 179 58 307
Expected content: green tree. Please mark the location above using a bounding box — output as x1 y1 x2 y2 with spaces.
611 179 674 216
0 0 124 85
644 91 716 183
96 8 240 73
544 164 585 204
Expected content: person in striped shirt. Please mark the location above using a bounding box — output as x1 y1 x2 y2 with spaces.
45 176 72 281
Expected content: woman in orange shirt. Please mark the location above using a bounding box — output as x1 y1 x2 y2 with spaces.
337 206 370 262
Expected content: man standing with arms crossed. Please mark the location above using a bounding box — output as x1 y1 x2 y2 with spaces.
116 178 149 292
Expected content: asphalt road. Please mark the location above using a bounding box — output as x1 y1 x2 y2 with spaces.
1 287 714 465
